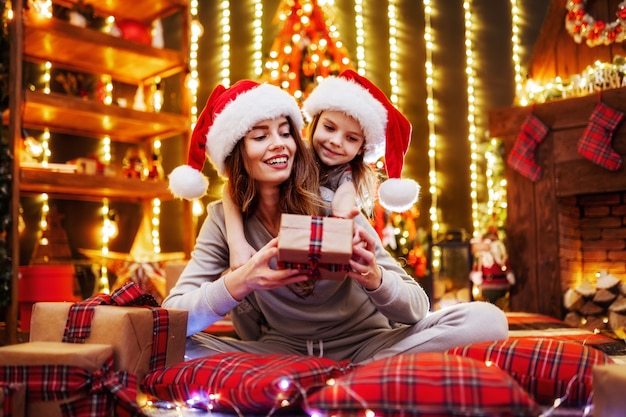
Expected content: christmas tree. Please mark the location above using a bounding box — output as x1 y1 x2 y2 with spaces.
261 0 354 101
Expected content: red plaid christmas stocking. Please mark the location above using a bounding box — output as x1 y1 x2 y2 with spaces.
577 101 624 171
507 113 549 182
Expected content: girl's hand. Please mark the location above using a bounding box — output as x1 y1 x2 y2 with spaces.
346 223 382 290
225 238 308 300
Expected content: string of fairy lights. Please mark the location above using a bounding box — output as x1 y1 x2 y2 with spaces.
463 0 480 238
353 0 365 74
387 0 399 107
252 0 264 77
422 0 439 241
219 1 231 87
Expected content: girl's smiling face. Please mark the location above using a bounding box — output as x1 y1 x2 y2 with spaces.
243 116 297 186
312 110 365 167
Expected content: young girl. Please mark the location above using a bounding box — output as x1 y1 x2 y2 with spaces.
225 69 420 270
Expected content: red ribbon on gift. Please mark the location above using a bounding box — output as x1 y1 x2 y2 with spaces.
62 282 169 372
279 216 350 280
0 355 146 417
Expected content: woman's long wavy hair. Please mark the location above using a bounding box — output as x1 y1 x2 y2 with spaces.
307 113 379 217
224 116 327 298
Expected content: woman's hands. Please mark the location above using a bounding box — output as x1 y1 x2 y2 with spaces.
224 237 309 300
347 223 382 291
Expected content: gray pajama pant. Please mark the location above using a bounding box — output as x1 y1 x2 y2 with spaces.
185 301 508 364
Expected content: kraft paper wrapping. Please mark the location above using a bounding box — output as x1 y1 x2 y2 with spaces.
592 363 626 417
277 214 353 280
29 302 187 381
0 382 25 417
0 342 114 417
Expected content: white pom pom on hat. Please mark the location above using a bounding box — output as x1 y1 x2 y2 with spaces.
303 69 420 212
168 80 304 200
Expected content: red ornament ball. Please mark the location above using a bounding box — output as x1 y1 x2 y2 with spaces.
116 20 152 45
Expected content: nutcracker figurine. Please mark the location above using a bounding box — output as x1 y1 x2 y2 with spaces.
469 230 515 309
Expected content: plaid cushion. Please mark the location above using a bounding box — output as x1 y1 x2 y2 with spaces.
446 338 613 406
1 382 25 417
505 312 626 358
141 352 351 413
304 352 540 417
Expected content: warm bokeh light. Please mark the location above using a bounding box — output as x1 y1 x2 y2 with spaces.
423 0 440 239
354 0 365 74
252 0 264 77
219 1 231 87
387 0 399 107
463 1 479 237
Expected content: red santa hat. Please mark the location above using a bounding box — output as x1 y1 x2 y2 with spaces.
168 80 304 200
302 69 420 212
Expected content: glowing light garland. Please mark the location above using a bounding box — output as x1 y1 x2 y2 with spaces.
252 0 263 77
463 1 479 237
38 193 49 248
99 198 112 294
189 0 202 125
219 1 231 87
354 0 365 74
423 0 439 239
520 58 626 104
510 0 524 104
387 0 399 106
151 197 161 254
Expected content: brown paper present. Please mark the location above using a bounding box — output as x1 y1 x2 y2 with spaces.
0 341 139 417
593 363 626 417
277 214 353 280
0 382 25 417
29 302 187 382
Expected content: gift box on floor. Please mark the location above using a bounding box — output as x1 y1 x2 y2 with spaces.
29 283 187 382
0 341 142 417
277 214 353 280
0 382 25 417
593 363 626 417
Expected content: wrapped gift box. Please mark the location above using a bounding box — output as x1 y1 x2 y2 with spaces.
0 341 137 417
593 363 626 417
0 382 25 417
277 214 353 280
29 302 187 381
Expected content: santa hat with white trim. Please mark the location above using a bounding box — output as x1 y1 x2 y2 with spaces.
168 80 304 200
302 69 420 212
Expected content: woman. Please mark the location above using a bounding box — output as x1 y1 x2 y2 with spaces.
165 79 508 363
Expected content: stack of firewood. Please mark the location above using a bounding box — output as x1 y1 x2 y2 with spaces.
563 271 626 335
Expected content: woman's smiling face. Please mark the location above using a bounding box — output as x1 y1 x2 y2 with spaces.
243 116 297 186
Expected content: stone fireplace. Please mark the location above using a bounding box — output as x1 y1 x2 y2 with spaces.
489 87 626 321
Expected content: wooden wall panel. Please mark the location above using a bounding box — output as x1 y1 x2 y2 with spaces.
527 0 626 84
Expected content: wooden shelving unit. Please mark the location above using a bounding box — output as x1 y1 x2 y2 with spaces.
5 91 189 142
2 0 191 344
23 12 186 84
